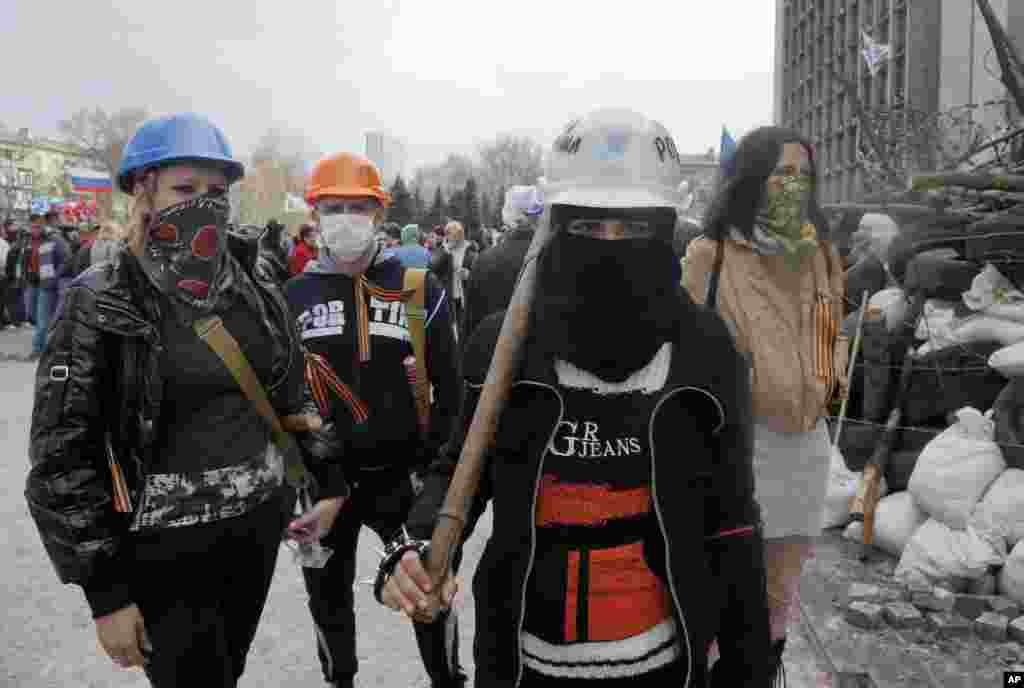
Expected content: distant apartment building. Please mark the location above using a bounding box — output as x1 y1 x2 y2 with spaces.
773 0 1024 202
364 131 407 186
0 128 90 219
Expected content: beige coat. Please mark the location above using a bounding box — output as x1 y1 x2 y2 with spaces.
685 236 847 434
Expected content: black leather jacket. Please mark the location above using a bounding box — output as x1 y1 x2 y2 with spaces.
24 246 323 596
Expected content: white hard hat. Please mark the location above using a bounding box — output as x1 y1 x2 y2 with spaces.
542 108 686 210
502 185 544 226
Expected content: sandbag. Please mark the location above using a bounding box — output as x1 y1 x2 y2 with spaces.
872 491 929 558
904 251 982 303
907 408 1006 530
822 447 859 529
989 341 1024 377
951 314 1024 348
853 213 900 260
975 469 1024 546
915 299 960 355
963 263 1024 312
998 540 1024 604
869 287 909 333
993 379 1024 470
894 517 1005 587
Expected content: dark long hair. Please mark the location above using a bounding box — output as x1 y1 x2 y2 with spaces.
702 126 828 242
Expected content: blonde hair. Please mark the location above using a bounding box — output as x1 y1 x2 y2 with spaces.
97 222 123 242
445 220 465 241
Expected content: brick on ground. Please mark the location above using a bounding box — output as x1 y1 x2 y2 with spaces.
912 586 956 613
846 583 881 602
954 594 996 620
883 602 926 629
975 611 1009 642
845 601 886 630
878 584 909 602
967 573 998 596
1009 616 1024 644
928 613 973 640
988 597 1021 619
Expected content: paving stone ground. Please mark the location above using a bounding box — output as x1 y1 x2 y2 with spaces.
1 326 827 687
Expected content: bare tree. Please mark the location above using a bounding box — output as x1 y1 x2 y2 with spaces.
976 0 1024 116
57 107 149 178
476 135 543 194
250 127 321 196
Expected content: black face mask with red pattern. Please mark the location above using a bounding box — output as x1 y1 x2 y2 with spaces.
139 193 229 313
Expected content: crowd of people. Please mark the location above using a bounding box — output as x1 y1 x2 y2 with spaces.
0 213 126 358
19 108 849 688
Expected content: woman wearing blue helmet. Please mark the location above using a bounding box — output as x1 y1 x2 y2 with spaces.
25 113 347 687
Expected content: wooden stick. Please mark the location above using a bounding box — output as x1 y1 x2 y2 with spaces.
832 290 870 450
419 209 554 619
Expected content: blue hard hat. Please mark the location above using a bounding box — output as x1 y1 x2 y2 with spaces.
116 113 245 193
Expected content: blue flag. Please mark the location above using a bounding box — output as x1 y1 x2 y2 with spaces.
719 127 737 179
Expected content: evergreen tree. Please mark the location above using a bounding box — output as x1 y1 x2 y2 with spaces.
480 192 493 233
387 174 414 227
426 186 445 229
462 177 481 237
493 184 507 226
446 188 465 225
411 185 425 225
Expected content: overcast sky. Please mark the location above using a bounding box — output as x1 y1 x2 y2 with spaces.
3 0 776 171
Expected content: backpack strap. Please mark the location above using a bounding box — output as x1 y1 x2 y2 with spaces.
402 268 431 438
705 239 726 311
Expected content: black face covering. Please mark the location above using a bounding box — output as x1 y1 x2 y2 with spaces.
532 232 680 382
138 193 230 315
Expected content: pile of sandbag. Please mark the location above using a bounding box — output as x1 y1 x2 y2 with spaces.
884 408 1014 589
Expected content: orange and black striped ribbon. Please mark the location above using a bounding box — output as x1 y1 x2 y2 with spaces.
304 352 370 424
354 276 418 363
815 292 838 396
107 451 133 513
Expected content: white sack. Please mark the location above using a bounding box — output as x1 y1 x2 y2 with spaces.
963 263 1024 312
872 491 929 558
915 300 960 355
975 468 1024 546
951 315 1024 348
869 287 909 333
984 302 1024 324
843 520 864 542
988 341 1024 377
907 408 1006 530
999 540 1024 604
895 517 1005 587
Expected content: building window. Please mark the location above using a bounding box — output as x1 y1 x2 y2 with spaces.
18 169 33 188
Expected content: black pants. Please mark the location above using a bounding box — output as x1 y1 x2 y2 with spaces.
134 493 287 688
0 279 9 327
303 467 463 686
5 282 22 325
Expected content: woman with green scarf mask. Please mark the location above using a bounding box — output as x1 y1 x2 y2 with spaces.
684 127 848 687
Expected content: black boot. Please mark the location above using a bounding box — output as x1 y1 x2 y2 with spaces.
769 637 786 688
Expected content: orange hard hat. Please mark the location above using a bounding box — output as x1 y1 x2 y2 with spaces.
305 152 391 207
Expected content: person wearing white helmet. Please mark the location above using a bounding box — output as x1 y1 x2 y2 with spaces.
461 185 544 343
376 108 770 687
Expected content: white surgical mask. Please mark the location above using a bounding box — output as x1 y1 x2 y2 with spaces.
320 213 376 263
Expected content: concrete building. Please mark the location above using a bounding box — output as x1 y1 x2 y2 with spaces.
0 129 90 220
364 131 408 186
773 0 1024 202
